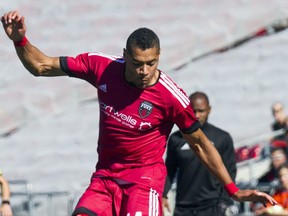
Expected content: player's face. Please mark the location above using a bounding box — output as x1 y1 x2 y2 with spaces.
272 104 285 122
124 46 160 89
191 98 211 126
271 150 287 169
279 167 288 189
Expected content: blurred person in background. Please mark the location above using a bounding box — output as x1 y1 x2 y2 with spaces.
2 10 278 216
255 162 288 216
0 170 13 216
251 146 288 213
163 92 237 216
271 102 288 141
258 147 288 185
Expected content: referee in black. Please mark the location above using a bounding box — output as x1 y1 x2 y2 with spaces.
163 91 237 216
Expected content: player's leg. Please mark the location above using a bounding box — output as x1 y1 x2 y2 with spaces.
71 177 116 216
173 206 194 216
121 183 162 216
191 205 222 216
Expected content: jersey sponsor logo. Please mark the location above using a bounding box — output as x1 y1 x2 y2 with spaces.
139 101 153 118
99 100 153 130
99 100 137 126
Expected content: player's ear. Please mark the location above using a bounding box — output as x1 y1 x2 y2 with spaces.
208 105 211 114
123 48 127 57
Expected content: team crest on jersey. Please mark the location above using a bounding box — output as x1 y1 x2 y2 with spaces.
139 101 153 118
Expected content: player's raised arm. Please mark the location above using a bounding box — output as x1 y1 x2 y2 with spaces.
182 128 278 206
1 10 66 77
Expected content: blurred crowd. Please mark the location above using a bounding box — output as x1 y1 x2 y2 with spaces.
234 102 288 216
250 102 288 216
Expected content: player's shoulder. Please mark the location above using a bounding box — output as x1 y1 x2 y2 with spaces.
157 71 190 108
207 123 231 137
158 71 184 92
88 52 124 63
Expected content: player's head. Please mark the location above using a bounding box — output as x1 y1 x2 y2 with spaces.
270 147 287 169
189 91 211 126
123 28 160 89
272 102 286 123
125 28 160 55
278 163 288 189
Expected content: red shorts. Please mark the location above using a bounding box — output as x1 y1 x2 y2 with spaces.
72 177 162 216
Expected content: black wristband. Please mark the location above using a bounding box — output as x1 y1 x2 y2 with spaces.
2 200 10 205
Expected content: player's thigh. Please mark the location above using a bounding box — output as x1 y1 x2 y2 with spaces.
121 184 162 216
72 178 115 216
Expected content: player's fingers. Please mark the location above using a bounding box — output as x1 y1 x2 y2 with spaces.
264 195 277 206
19 16 26 28
167 205 171 213
256 191 277 206
256 191 268 204
9 11 21 23
1 12 9 24
2 11 20 24
1 12 12 24
163 201 171 212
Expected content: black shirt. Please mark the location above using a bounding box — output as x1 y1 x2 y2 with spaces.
272 121 288 140
163 122 237 208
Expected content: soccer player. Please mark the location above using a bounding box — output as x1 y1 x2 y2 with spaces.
1 10 277 216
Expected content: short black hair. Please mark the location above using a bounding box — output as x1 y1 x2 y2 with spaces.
189 91 210 105
126 28 160 55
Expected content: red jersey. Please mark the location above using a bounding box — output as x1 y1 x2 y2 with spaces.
60 52 199 192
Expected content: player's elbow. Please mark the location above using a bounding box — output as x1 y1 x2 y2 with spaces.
31 72 41 77
26 67 42 77
30 70 40 76
26 62 53 76
21 61 42 76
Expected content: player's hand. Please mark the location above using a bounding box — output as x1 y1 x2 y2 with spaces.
232 189 277 206
162 197 171 213
1 10 26 42
0 203 14 216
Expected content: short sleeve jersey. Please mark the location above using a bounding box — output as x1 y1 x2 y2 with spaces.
60 52 199 185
